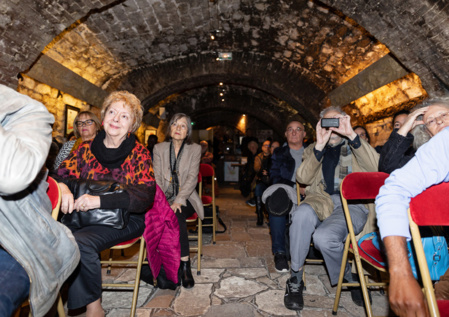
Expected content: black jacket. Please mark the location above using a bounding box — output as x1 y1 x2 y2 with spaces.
378 129 415 174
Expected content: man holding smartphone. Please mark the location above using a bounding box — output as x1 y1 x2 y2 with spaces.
284 106 379 311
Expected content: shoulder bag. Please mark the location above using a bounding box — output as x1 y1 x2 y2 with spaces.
61 179 129 229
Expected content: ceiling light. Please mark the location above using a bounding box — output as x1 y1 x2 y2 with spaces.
220 92 223 96
219 82 223 86
217 52 232 61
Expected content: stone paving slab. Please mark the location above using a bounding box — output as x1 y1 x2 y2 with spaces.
215 276 269 299
173 283 213 316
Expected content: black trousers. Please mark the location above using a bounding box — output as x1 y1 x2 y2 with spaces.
66 214 145 309
175 200 196 257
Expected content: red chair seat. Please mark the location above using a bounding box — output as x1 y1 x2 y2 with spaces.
438 300 449 315
187 213 198 221
351 240 387 270
201 195 213 205
114 237 141 247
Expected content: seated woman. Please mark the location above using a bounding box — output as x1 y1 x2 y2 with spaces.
153 113 203 289
53 111 101 170
55 91 155 316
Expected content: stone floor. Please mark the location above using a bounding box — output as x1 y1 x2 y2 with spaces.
67 184 394 317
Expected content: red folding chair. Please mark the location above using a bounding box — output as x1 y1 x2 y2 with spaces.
408 182 449 317
333 172 389 317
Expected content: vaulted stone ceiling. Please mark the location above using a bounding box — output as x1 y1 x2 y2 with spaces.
1 0 446 134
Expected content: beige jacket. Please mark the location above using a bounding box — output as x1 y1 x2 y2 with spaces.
153 142 204 219
297 138 379 236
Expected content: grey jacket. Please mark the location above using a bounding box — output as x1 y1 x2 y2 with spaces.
153 142 204 219
0 85 80 317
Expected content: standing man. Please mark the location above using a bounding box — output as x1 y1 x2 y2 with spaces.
0 85 80 316
263 120 307 273
284 107 379 311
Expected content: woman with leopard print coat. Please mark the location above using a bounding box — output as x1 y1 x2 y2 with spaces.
54 91 156 316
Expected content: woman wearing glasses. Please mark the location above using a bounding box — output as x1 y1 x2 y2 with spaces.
53 111 101 169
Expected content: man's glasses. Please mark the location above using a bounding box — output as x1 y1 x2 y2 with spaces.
425 112 449 128
75 119 94 127
286 127 304 134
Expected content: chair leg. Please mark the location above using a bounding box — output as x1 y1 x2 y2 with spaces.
353 244 374 317
107 249 114 275
56 294 65 317
197 218 202 275
332 235 351 315
212 204 217 244
130 238 146 317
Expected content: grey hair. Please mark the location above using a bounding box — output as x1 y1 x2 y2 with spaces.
418 96 449 110
411 124 431 150
319 106 346 118
165 113 193 144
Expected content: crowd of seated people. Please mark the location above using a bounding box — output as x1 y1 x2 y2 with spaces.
5 79 449 317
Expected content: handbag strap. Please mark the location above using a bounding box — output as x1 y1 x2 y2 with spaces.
357 232 387 267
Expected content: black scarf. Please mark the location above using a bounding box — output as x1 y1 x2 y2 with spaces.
91 130 136 170
165 140 186 203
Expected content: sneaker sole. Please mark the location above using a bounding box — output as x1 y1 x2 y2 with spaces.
275 267 289 273
284 302 304 311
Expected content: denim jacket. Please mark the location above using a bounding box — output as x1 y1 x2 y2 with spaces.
0 85 80 317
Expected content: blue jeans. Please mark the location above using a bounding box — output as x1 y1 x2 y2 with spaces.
255 183 268 197
0 247 30 316
269 214 289 254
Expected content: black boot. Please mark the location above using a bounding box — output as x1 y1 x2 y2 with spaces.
180 259 195 289
156 265 178 290
256 197 264 226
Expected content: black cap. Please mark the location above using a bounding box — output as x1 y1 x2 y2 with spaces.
266 188 293 216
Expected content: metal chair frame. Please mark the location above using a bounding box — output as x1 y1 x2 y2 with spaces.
332 172 389 317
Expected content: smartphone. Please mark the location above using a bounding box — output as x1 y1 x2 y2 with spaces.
321 118 339 128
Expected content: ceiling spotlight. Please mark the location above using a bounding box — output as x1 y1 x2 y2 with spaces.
219 92 223 96
243 114 246 117
219 82 223 86
222 99 225 102
210 34 215 40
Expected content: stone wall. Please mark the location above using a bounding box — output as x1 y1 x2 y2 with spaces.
17 75 154 145
17 75 94 143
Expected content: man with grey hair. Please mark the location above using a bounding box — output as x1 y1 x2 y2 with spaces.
284 106 379 311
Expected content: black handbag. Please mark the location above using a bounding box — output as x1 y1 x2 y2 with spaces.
61 179 130 229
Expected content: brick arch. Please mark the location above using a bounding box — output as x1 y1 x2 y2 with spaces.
115 52 328 125
148 84 303 136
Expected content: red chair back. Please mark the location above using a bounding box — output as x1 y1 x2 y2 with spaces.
46 176 60 210
409 182 449 226
341 172 389 200
199 163 214 178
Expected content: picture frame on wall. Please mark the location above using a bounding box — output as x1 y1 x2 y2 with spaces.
65 105 80 138
144 128 157 145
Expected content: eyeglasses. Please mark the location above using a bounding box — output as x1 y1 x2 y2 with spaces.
262 144 271 148
286 127 304 134
75 119 94 127
425 112 449 128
